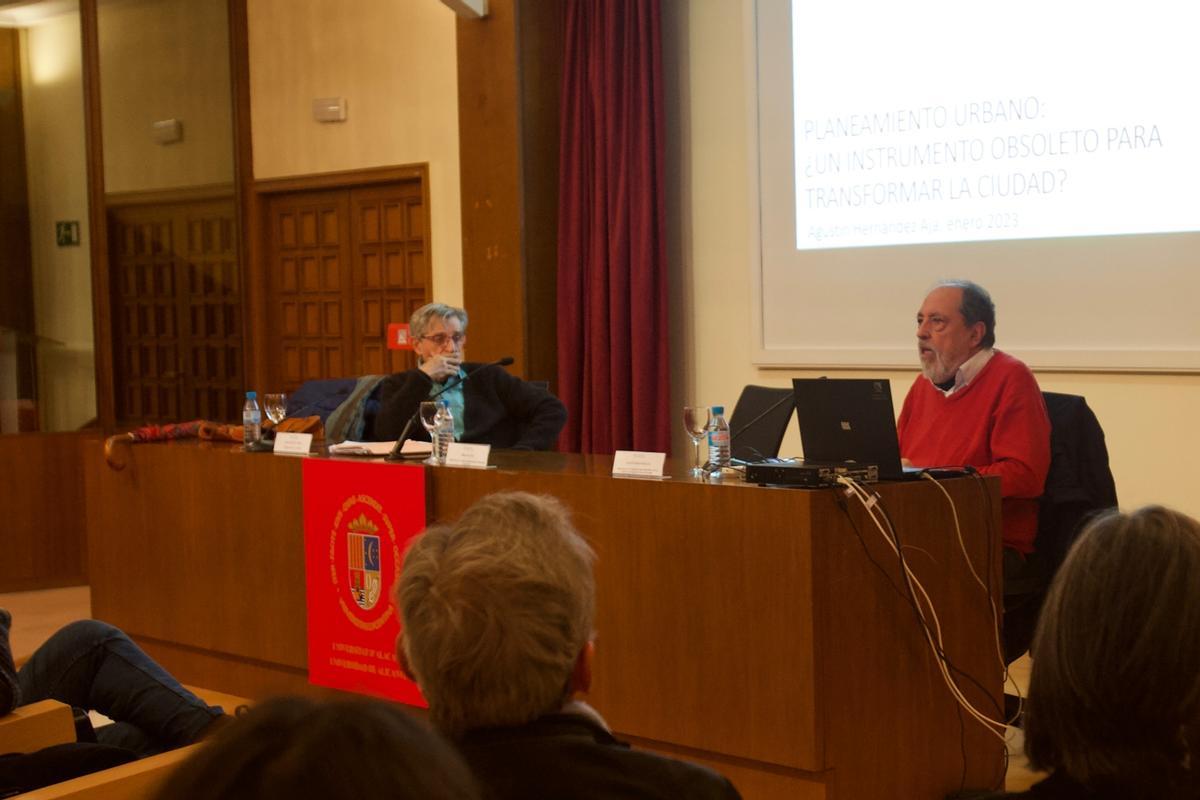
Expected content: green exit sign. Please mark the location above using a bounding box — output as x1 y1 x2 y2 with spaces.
56 221 80 247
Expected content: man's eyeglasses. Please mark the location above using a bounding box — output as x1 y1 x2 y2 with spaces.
420 332 465 348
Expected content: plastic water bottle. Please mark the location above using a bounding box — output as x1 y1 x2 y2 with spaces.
707 405 731 474
435 401 454 464
243 391 262 446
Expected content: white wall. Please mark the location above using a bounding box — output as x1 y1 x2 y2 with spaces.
246 0 464 305
97 0 234 193
666 0 1200 518
21 14 96 431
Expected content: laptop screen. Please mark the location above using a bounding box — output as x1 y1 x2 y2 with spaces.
791 378 905 480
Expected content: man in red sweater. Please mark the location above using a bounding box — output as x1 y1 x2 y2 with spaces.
897 280 1051 556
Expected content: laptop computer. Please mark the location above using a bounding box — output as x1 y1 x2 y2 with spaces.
790 378 919 481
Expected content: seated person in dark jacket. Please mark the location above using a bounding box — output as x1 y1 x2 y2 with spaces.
395 492 742 800
373 303 566 450
951 506 1200 800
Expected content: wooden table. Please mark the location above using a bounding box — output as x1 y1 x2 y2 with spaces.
86 442 1005 799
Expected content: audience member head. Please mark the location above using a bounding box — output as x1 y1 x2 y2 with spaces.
916 279 995 383
153 695 479 800
1024 505 1200 792
396 491 596 736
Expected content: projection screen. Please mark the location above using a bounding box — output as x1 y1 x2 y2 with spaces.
749 0 1200 371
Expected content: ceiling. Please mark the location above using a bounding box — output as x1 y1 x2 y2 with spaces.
0 0 78 28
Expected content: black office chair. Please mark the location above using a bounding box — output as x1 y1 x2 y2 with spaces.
1004 392 1118 665
728 385 795 463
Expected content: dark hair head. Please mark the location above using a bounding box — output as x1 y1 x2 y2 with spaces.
1024 506 1200 792
154 695 479 800
935 279 996 348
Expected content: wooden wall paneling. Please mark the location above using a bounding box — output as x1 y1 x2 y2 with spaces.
457 0 526 376
0 28 35 338
0 433 96 592
85 441 308 667
515 0 565 388
456 0 564 384
227 0 260 395
81 0 115 432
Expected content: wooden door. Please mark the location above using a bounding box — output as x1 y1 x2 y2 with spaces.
109 197 242 424
264 180 426 390
349 183 427 376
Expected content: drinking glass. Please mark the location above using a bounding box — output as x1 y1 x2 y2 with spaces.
418 401 441 465
263 393 287 432
682 406 711 478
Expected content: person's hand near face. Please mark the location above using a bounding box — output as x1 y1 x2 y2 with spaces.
415 317 466 384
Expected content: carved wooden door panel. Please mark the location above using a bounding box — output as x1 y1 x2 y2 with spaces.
265 190 354 389
349 183 425 376
264 179 427 391
109 198 242 424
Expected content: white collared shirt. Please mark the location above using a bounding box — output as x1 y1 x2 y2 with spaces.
940 347 995 396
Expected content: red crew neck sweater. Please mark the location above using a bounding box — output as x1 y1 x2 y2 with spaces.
897 351 1051 553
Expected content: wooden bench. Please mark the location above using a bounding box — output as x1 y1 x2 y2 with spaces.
10 686 252 799
0 700 77 755
13 743 200 800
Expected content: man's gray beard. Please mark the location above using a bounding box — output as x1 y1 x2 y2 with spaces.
921 357 955 385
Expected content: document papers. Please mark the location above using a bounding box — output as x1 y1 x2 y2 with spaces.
327 440 431 457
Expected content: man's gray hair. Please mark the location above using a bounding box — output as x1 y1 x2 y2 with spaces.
409 303 468 340
936 279 996 348
396 492 595 736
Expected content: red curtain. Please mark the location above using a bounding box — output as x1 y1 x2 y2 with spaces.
556 0 669 454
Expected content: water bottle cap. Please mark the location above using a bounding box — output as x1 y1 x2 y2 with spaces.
712 405 724 415
246 391 257 399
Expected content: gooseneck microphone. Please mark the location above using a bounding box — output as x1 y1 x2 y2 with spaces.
384 356 515 461
729 391 795 464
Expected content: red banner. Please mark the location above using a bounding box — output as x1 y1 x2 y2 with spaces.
303 459 427 705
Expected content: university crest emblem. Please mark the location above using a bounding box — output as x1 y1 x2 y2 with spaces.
347 517 382 610
327 494 401 631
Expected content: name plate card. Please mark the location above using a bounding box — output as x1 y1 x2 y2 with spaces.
273 432 314 456
445 442 491 468
611 450 667 479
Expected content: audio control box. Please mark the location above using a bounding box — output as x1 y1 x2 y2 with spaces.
745 461 879 488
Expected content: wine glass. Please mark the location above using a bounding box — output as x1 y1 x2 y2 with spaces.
418 401 441 465
263 393 287 438
682 406 711 478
